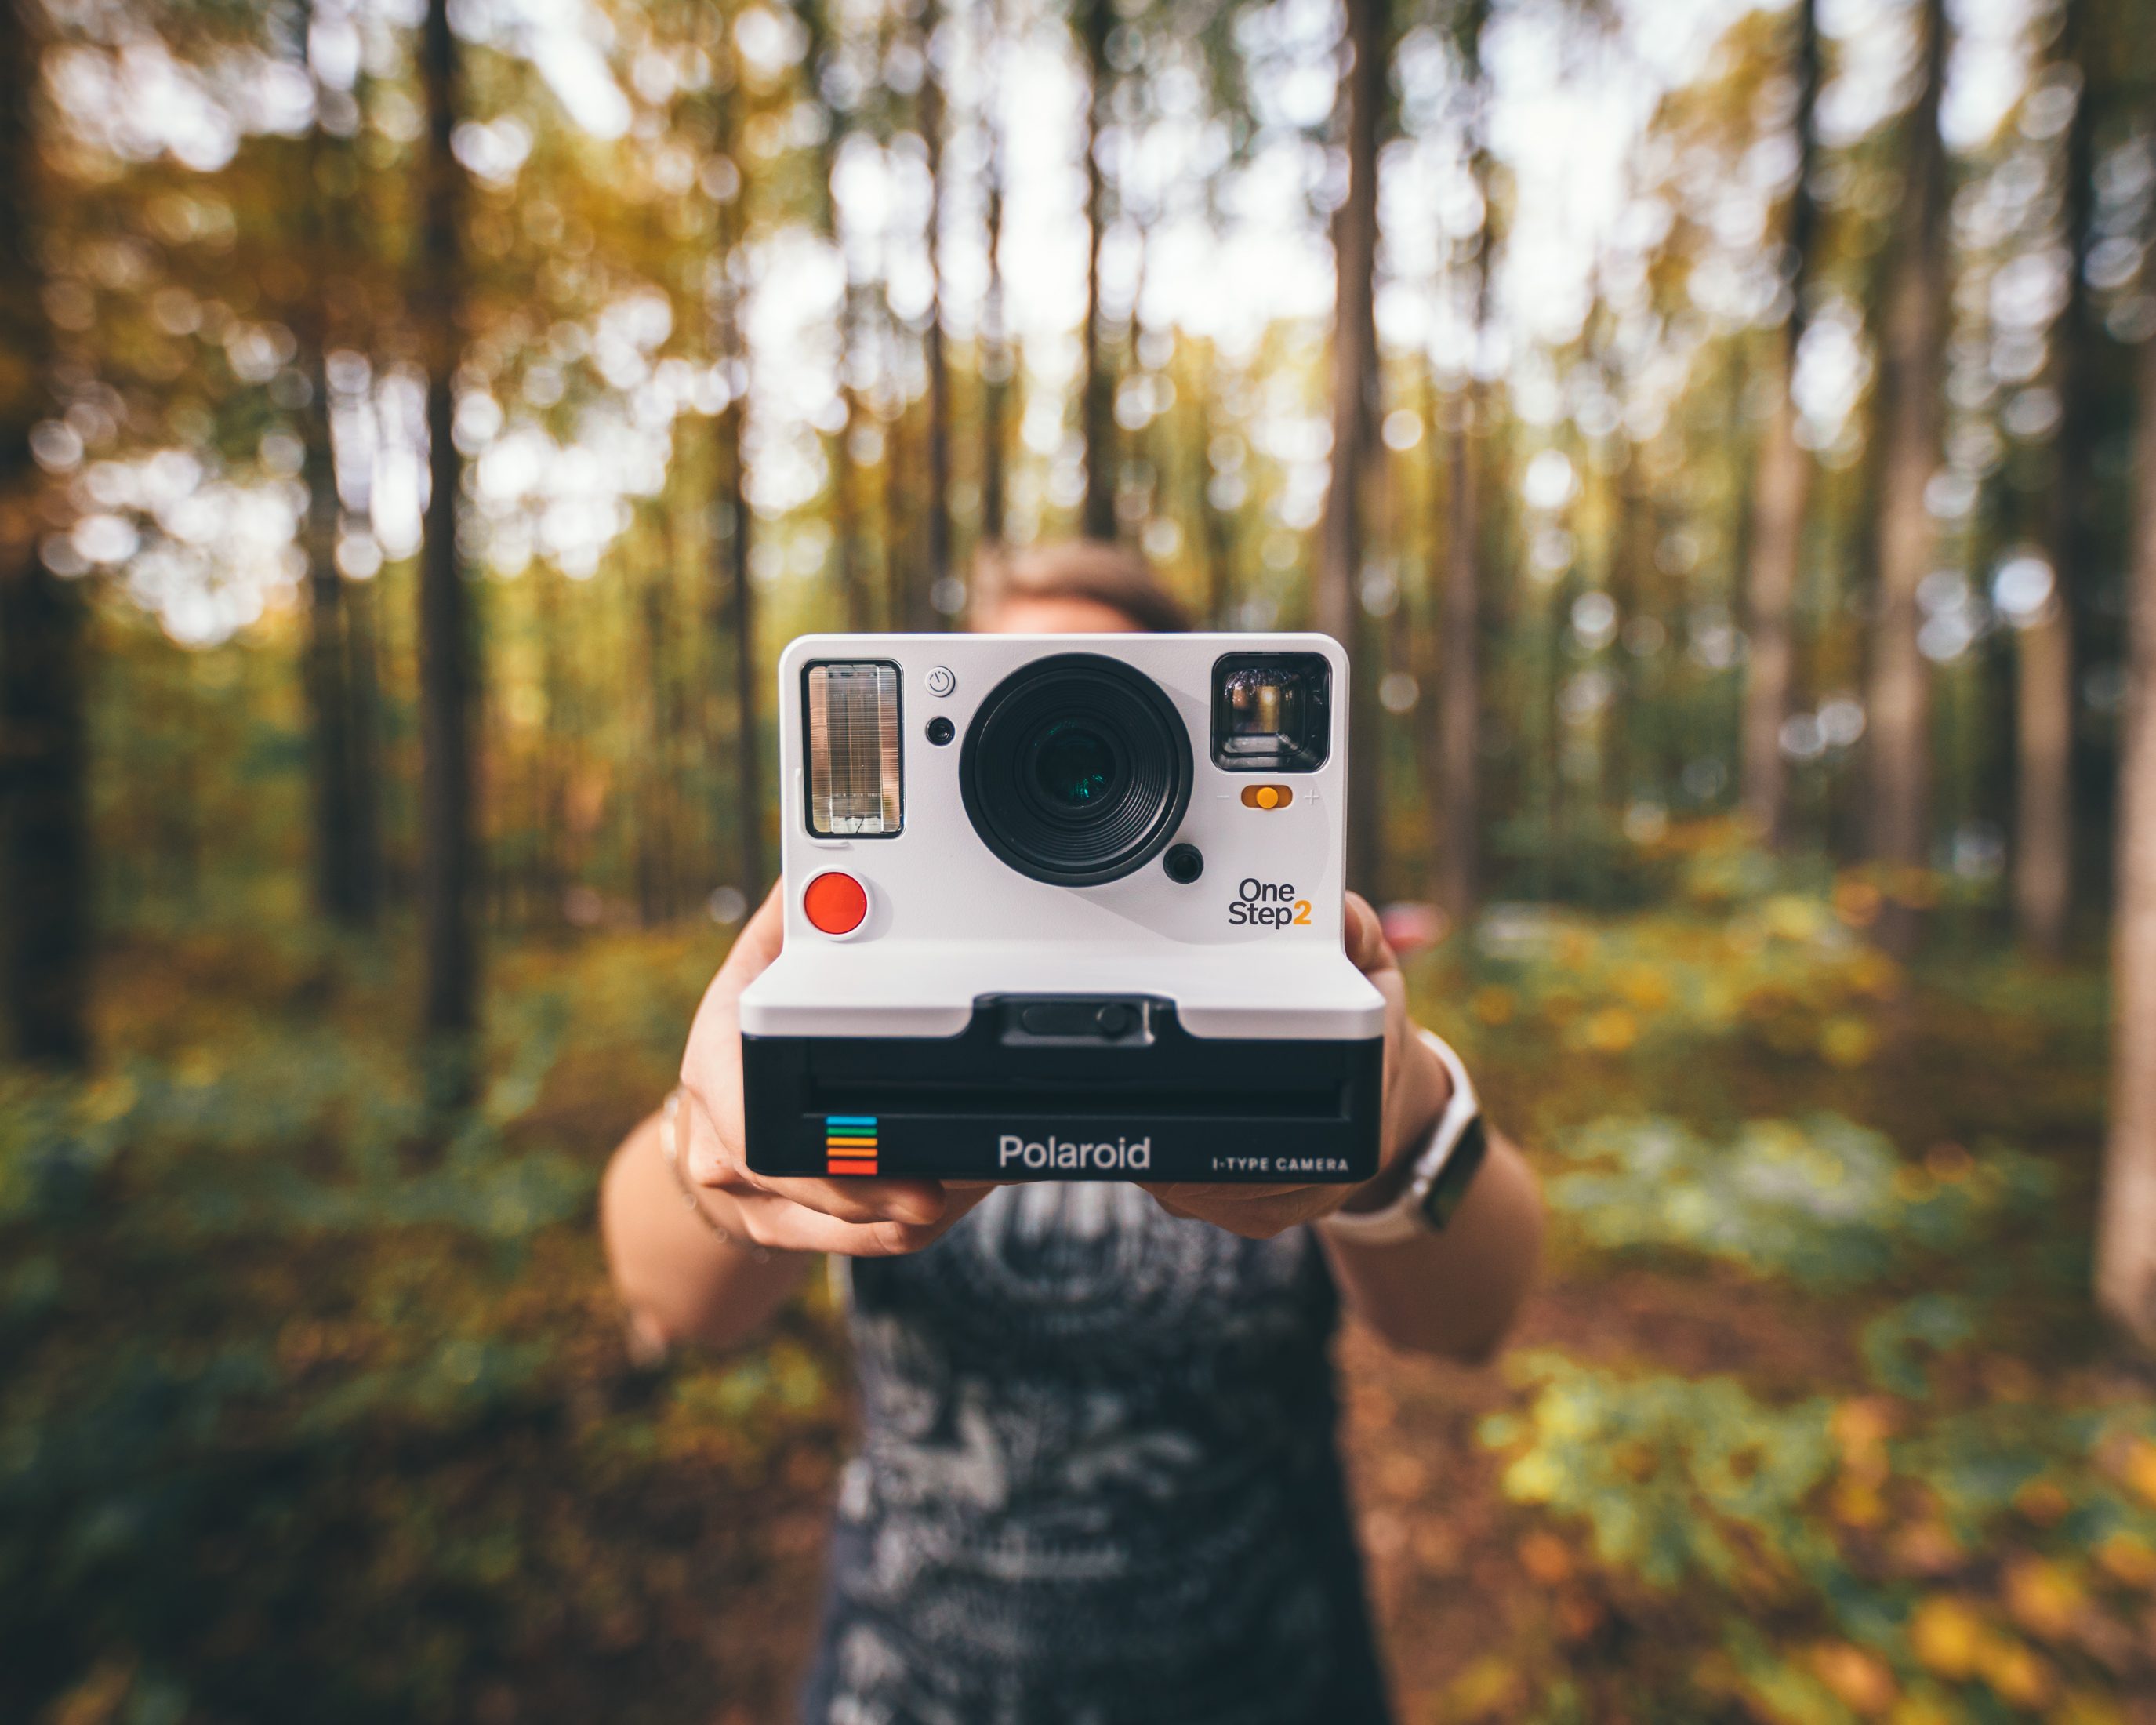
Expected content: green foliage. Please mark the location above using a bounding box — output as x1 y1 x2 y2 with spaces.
1548 1113 2055 1290
0 930 851 1724
1427 884 1905 1072
1483 1353 2156 1723
1482 1354 1840 1592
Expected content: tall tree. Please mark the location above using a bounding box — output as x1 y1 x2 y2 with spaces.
416 0 479 1079
1076 0 1116 540
918 0 954 619
1316 0 1388 892
711 68 762 899
2016 0 2098 957
1436 0 1491 929
0 0 90 1066
979 25 1010 554
1862 0 1948 952
296 4 378 928
805 0 871 631
2097 286 2156 1348
1739 0 1821 848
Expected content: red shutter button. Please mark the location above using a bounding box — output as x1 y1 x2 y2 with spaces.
802 871 868 935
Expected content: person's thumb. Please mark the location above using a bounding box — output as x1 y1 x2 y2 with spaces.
1344 892 1396 976
720 880 788 982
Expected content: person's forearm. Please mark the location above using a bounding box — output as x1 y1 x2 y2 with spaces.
1318 1131 1544 1363
600 1112 811 1353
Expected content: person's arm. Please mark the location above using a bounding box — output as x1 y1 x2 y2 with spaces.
1316 1122 1544 1364
600 1109 813 1356
1145 895 1543 1364
601 884 993 1355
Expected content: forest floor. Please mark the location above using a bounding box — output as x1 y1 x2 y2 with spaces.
6 859 2156 1725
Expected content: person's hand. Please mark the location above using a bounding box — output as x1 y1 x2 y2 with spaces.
1140 892 1452 1240
676 883 996 1255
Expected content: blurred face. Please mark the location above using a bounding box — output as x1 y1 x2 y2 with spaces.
974 595 1143 636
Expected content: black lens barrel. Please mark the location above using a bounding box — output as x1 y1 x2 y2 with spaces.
960 654 1192 885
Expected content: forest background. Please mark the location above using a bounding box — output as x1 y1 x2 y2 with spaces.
5 0 2156 1716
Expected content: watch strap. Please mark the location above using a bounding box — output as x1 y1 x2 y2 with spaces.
1317 1030 1483 1247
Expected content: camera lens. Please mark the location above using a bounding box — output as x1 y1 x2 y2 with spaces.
1031 721 1118 809
961 654 1192 885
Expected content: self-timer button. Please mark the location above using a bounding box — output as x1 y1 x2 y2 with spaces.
803 871 868 935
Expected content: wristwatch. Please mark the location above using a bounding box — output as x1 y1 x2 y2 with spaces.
1317 1029 1489 1247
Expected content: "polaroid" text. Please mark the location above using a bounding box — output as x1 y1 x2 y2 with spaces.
998 1134 1152 1171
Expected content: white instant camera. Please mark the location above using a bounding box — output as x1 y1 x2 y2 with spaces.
739 634 1386 1184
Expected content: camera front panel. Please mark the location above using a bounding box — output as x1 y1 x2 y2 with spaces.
771 632 1350 953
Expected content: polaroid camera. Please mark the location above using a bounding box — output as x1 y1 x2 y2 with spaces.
739 635 1385 1183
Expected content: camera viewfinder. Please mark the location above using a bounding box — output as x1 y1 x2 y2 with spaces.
1211 654 1330 773
805 661 902 837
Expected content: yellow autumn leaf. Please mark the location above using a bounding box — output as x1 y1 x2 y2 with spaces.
1470 985 1515 1026
1446 1654 1522 1719
1820 1015 1878 1067
1809 1641 1898 1716
2002 1557 2082 1640
1830 1476 1886 1529
1613 962 1672 1010
2095 1531 2156 1589
2121 1440 2156 1507
2012 1478 2071 1527
1581 1006 1639 1053
1976 1635 2054 1709
1909 1596 1986 1680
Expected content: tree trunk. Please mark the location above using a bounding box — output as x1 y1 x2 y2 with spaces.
1863 0 1948 953
818 66 870 630
416 0 478 1080
1430 0 1490 930
299 332 364 926
919 0 953 619
706 53 763 899
1077 0 1116 542
2096 311 2156 1348
1439 380 1481 925
1316 0 1387 895
294 0 372 930
724 389 762 903
0 0 91 1068
1740 0 1820 849
1198 373 1234 626
835 305 871 631
980 72 1009 553
2020 0 2097 957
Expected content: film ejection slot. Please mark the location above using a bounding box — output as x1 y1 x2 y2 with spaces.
1003 998 1154 1045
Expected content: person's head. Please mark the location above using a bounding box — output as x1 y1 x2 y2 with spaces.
970 539 1193 636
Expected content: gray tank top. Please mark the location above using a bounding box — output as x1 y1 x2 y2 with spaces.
801 1182 1392 1725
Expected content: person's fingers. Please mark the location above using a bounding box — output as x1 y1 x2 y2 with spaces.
735 1202 949 1257
735 1178 996 1257
1344 892 1399 978
755 1172 950 1226
676 1079 746 1183
716 879 788 985
677 1090 949 1224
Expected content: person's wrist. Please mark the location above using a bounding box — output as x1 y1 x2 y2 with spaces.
1336 1044 1453 1215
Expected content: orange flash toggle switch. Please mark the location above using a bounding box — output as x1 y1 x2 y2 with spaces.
803 871 868 935
1240 784 1294 811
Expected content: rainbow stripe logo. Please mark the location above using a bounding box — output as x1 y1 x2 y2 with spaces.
824 1116 879 1176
